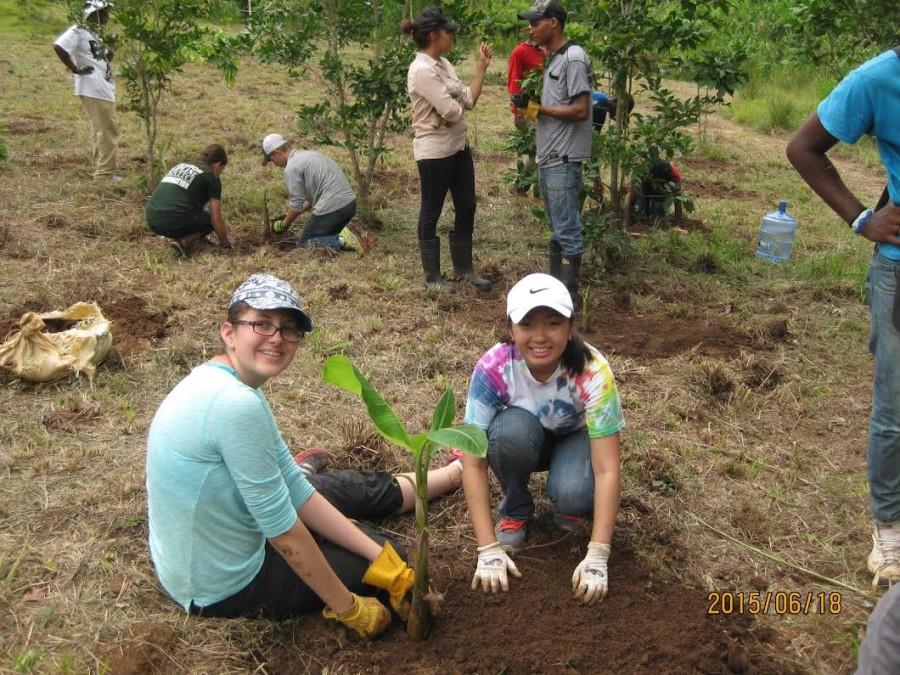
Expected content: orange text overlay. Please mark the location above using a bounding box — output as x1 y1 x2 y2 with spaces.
707 591 842 616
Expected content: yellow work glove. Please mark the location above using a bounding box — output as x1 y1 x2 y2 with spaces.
362 541 415 620
521 100 540 123
321 593 390 640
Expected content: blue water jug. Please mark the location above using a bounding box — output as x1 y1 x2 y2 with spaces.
756 200 797 263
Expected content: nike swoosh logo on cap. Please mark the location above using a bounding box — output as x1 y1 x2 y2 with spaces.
529 288 548 294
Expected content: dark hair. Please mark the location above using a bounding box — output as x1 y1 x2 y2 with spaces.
200 143 228 167
227 300 251 323
400 17 432 49
503 323 594 375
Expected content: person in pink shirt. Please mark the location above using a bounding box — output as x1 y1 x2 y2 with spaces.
402 7 493 293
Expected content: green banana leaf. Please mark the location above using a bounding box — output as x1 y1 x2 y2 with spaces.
425 424 487 458
431 389 455 431
323 354 418 452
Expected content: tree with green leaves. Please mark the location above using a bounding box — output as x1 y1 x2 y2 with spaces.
112 0 243 183
323 354 487 640
785 0 898 78
249 0 412 219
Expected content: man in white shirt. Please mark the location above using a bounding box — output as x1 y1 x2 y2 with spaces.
53 0 120 181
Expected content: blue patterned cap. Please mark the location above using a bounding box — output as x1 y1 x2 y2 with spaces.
230 274 313 331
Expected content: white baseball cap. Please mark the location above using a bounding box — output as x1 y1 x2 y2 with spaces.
261 133 288 165
83 0 110 19
506 273 573 324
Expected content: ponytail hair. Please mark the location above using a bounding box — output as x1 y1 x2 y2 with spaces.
200 143 228 167
560 331 593 375
400 17 432 49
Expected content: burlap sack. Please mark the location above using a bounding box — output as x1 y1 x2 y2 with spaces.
0 302 112 381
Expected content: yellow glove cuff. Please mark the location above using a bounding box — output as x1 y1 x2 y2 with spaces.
523 100 540 122
363 542 412 592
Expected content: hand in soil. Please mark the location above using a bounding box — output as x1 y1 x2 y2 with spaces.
572 542 610 605
321 593 391 640
472 542 521 593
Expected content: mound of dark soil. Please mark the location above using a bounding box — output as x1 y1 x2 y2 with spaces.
585 314 758 360
258 521 791 674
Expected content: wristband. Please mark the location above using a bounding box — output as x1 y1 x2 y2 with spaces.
851 208 873 236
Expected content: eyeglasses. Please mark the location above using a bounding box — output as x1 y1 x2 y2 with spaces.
230 320 302 343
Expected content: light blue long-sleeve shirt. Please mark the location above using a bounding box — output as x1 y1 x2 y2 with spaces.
146 362 315 611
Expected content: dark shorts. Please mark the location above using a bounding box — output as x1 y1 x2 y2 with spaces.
148 211 213 239
188 470 405 619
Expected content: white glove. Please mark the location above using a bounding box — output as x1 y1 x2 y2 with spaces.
472 542 522 593
572 542 610 605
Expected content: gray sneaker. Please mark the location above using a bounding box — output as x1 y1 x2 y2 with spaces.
495 517 527 552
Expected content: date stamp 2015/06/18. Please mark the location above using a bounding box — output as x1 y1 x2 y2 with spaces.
707 591 843 616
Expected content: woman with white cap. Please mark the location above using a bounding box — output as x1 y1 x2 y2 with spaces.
402 6 493 292
146 274 462 638
459 273 624 604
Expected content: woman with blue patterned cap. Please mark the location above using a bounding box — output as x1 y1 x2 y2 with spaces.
146 274 463 638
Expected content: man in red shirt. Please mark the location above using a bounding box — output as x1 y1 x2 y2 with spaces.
507 40 545 195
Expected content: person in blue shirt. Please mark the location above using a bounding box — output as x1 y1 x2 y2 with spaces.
787 47 900 588
146 274 464 638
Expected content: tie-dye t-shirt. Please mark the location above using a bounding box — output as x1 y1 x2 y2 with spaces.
464 341 624 439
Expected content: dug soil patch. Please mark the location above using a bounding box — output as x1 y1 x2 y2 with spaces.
101 294 170 356
586 313 758 359
263 522 790 674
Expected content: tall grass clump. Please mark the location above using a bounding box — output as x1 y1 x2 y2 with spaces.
728 66 827 132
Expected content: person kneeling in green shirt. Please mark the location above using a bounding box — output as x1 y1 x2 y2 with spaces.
146 274 462 639
145 144 232 256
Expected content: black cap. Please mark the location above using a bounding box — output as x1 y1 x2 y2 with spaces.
414 6 459 34
518 0 567 22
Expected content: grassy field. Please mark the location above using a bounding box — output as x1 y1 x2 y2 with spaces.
0 5 893 673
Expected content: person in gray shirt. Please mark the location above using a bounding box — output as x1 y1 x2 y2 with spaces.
515 0 592 305
261 133 373 252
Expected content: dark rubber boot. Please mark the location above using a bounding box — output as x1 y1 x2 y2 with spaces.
549 240 562 279
419 238 456 294
449 233 492 291
560 255 582 313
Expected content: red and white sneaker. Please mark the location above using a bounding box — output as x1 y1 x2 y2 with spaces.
293 448 330 476
495 517 528 553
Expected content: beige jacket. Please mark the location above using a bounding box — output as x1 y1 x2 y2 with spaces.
407 51 474 161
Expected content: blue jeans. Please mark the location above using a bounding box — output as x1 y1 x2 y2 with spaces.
297 199 356 250
487 407 593 521
868 251 900 523
539 162 584 258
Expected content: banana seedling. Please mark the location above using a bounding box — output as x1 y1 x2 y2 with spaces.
323 354 487 640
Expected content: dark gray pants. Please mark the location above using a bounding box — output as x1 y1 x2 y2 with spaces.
297 199 357 250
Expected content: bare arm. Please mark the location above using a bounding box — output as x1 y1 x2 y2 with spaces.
786 112 861 223
297 492 383 562
268 516 355 613
54 45 89 74
461 454 497 547
207 199 229 245
282 200 311 229
538 92 591 122
467 42 493 106
589 434 621 545
787 112 900 243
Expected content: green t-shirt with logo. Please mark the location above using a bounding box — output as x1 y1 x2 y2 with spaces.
145 162 222 232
